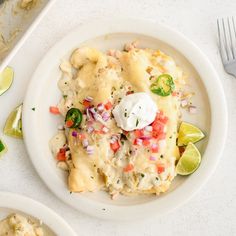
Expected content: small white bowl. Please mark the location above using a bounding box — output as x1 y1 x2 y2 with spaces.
23 18 228 220
0 192 76 235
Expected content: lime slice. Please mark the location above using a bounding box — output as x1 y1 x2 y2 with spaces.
4 104 23 139
178 122 205 146
0 67 14 96
0 139 8 157
176 142 201 175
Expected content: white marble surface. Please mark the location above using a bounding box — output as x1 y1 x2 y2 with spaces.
0 0 236 235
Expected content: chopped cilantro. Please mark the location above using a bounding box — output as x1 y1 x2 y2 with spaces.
160 155 164 158
121 140 124 145
124 112 127 117
156 177 159 181
141 173 145 178
31 107 35 111
136 119 139 127
63 95 67 99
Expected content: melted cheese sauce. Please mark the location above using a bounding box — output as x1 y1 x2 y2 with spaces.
51 43 186 197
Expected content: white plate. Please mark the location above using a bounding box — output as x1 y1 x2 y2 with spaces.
23 18 228 220
0 192 76 235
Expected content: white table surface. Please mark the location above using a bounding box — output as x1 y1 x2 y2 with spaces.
0 0 236 235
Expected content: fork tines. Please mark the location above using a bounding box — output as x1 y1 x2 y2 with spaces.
217 17 236 64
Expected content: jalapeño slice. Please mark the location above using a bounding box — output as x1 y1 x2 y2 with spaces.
65 108 82 128
150 74 175 97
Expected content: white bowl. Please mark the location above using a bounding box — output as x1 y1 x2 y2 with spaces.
23 18 228 220
0 192 76 235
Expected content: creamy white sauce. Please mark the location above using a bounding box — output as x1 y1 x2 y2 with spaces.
0 213 44 236
112 92 158 131
49 131 66 157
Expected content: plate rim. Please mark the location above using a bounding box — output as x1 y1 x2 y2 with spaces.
22 17 228 220
0 191 76 235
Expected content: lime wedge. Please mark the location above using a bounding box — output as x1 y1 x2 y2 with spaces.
178 122 205 146
0 139 8 157
176 142 201 175
4 104 23 139
0 67 14 96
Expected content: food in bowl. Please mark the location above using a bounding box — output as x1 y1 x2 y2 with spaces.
49 42 205 198
0 213 44 235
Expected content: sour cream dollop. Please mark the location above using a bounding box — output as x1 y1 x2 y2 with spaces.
112 92 158 131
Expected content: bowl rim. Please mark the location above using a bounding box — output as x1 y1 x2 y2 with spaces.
0 191 76 235
23 18 228 220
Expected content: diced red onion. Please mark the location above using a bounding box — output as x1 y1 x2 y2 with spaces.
110 135 118 144
145 126 153 132
189 105 197 114
102 112 110 121
82 139 89 148
85 96 93 102
72 131 78 137
86 108 91 119
95 114 107 125
97 103 104 112
181 99 188 107
102 126 109 133
87 126 94 134
140 136 152 140
89 107 97 114
151 143 158 149
136 138 143 146
86 145 94 155
149 156 156 161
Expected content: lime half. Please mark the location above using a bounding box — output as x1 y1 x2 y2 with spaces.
178 122 205 146
0 139 8 157
0 67 14 96
4 104 23 139
176 142 201 175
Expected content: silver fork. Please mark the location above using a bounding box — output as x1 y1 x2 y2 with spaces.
217 17 236 77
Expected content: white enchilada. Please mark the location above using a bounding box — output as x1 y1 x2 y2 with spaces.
49 42 204 198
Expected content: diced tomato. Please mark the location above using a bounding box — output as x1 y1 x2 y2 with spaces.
133 138 142 146
123 164 134 172
134 129 144 138
57 148 66 161
104 101 112 110
159 116 168 124
142 139 150 146
110 141 120 153
49 106 60 114
94 130 103 135
78 133 86 139
156 163 165 174
151 144 159 153
83 100 91 108
152 120 164 133
66 120 74 128
152 131 166 141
